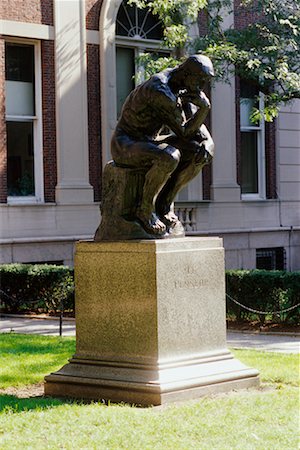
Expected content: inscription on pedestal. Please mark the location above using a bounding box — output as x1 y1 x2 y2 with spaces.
173 264 209 290
174 279 209 289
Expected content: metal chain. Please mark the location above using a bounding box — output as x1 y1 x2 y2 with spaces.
226 293 300 316
2 287 299 316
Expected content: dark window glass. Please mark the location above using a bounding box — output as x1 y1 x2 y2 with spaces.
5 43 34 83
7 121 35 196
241 131 258 194
240 81 259 99
116 2 163 40
116 47 135 117
256 248 286 270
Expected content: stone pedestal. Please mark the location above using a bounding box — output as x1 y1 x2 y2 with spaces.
44 238 259 405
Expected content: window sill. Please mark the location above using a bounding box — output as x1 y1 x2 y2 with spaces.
7 196 43 205
241 195 266 201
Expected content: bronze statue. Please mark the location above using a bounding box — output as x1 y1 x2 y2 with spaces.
95 54 214 241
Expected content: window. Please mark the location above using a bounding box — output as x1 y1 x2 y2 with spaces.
240 81 265 199
5 40 43 202
256 248 286 270
115 1 165 117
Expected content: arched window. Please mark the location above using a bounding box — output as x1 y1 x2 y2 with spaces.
115 1 164 116
116 2 163 39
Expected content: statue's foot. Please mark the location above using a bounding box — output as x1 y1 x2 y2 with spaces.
158 209 185 237
161 210 179 228
136 210 167 236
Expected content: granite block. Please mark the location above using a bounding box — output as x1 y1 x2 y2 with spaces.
45 238 259 405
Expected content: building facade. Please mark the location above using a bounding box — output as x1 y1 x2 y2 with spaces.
0 0 299 269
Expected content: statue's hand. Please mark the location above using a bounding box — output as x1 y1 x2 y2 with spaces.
181 91 210 110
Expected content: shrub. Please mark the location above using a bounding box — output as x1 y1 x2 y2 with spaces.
226 270 300 324
0 264 74 314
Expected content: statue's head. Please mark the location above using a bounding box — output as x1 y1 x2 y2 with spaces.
180 55 214 77
176 54 214 93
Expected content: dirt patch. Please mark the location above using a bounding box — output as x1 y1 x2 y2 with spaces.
0 383 44 398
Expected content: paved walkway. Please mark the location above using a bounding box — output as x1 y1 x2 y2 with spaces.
0 315 299 353
227 331 299 354
0 316 75 337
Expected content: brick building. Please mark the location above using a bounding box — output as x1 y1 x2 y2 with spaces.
0 0 299 269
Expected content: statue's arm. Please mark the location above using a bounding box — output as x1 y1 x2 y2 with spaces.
181 92 210 139
161 91 211 141
199 123 214 157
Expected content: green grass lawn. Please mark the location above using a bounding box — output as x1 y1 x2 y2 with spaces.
0 334 75 389
0 334 299 449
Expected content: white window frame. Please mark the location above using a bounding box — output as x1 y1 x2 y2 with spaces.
5 38 44 204
240 94 266 200
116 35 164 84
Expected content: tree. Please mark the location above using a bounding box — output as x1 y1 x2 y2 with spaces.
129 0 300 121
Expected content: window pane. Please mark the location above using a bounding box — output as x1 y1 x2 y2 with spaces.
6 80 34 116
240 98 256 128
240 81 259 99
116 47 135 117
240 81 259 127
7 121 35 196
256 248 285 270
116 2 163 40
241 131 258 194
5 43 34 82
5 43 35 116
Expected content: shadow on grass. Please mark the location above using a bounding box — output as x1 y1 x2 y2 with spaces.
0 394 76 413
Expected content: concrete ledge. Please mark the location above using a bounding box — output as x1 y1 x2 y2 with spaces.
45 350 259 405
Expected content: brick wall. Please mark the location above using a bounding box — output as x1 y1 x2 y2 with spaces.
85 1 103 201
87 44 102 201
41 40 56 203
0 38 7 203
234 0 260 29
2 0 53 25
198 9 209 35
86 0 103 30
265 121 277 199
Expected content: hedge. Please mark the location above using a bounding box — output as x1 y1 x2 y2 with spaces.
1 265 299 323
226 270 300 324
0 264 74 314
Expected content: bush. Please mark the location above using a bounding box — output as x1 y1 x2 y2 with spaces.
226 270 300 324
0 264 74 314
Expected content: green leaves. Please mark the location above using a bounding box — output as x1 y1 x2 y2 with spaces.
129 0 300 120
164 24 188 49
226 270 300 323
0 264 75 314
129 0 207 48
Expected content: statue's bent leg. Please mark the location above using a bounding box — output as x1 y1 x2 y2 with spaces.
137 145 180 235
112 136 180 235
156 155 206 222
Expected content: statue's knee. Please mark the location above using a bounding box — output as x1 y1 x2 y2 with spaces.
172 149 181 163
162 148 180 170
